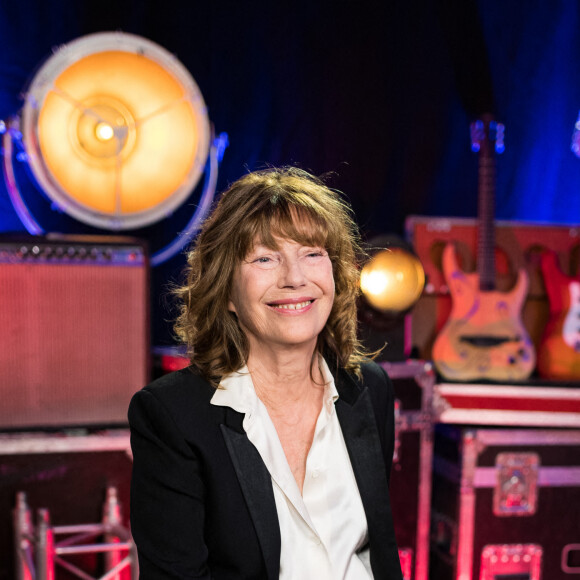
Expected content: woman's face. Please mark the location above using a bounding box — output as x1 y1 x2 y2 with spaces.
228 237 335 357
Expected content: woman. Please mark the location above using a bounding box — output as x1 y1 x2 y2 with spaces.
129 167 403 579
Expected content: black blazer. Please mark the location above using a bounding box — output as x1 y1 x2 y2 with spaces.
129 360 403 580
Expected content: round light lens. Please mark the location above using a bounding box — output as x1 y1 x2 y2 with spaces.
360 248 425 312
21 32 211 230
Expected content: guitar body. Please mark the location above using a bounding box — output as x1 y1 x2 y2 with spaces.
537 250 580 380
432 243 536 381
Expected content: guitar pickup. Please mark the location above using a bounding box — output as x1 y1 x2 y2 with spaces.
459 335 520 347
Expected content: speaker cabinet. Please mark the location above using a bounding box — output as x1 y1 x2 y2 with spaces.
0 235 149 429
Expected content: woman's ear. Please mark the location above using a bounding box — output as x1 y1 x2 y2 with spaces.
228 294 237 314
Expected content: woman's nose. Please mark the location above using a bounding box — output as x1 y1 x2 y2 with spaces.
278 257 306 287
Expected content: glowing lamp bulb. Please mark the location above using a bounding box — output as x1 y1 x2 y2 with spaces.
95 122 114 142
363 271 390 295
360 248 425 312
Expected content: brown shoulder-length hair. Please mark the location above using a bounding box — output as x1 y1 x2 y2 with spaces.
174 166 369 386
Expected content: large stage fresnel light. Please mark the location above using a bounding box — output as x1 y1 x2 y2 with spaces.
2 32 226 264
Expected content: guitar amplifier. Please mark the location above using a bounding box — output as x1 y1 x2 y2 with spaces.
0 235 150 429
405 216 580 363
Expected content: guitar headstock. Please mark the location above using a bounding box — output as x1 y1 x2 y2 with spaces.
470 115 505 154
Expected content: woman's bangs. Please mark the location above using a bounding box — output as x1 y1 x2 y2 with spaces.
261 205 331 249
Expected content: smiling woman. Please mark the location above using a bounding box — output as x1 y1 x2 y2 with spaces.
128 167 404 580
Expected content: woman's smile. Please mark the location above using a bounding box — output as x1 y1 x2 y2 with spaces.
267 298 315 311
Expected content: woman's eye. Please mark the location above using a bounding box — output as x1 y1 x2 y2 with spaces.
305 249 326 258
251 255 278 268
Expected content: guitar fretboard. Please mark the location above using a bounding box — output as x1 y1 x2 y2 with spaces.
472 114 502 292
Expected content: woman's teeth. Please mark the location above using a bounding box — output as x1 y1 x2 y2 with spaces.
272 300 313 310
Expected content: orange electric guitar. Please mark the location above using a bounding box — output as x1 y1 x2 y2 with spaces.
536 249 580 380
432 115 536 382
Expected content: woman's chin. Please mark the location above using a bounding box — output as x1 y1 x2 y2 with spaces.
250 333 320 354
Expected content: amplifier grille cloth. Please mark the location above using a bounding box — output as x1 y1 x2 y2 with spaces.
0 257 148 428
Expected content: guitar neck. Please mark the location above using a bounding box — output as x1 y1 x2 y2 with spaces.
473 114 501 292
478 145 496 291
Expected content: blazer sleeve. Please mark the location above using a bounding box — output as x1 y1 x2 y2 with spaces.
379 364 396 487
361 361 397 487
128 388 211 579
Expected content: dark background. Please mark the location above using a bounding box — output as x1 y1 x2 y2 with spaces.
1 0 579 346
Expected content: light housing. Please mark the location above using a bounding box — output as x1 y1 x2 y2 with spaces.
20 32 211 230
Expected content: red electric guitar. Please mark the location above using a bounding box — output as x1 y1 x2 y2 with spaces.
537 249 580 380
432 115 536 382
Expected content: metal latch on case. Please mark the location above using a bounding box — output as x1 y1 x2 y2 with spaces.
493 452 539 516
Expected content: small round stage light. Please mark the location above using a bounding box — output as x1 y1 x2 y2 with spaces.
360 247 425 313
20 32 211 230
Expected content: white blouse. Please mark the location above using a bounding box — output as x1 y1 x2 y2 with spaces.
211 359 373 579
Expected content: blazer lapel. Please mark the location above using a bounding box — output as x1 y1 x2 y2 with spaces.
220 409 280 580
335 370 402 579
